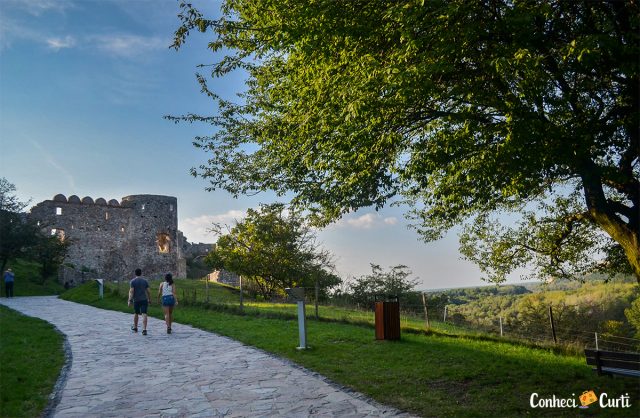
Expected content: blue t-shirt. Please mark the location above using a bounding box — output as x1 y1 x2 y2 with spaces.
4 271 14 283
130 277 149 302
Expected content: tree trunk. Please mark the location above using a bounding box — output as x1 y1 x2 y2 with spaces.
581 165 640 283
589 208 640 283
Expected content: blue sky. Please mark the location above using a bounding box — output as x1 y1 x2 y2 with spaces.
0 0 508 290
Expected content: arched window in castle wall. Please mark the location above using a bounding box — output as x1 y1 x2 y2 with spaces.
157 233 170 253
56 207 62 215
51 228 65 241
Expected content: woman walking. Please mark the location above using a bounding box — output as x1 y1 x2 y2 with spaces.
158 273 178 334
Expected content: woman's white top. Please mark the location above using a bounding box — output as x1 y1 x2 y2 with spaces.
162 282 173 297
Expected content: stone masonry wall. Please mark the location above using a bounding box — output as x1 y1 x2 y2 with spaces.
30 194 188 285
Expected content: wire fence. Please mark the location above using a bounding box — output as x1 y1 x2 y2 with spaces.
108 280 640 353
394 301 640 353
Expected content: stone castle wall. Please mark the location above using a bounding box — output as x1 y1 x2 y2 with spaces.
30 194 187 285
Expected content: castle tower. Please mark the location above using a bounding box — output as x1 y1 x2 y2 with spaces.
29 194 187 285
120 195 181 280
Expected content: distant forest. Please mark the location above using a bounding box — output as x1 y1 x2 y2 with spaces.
398 276 640 348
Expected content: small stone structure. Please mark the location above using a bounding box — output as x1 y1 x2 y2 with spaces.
30 194 200 285
208 270 241 287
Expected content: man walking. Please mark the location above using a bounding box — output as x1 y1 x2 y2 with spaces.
3 268 14 298
128 268 151 335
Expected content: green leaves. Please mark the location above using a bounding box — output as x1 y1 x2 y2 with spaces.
205 203 339 298
171 0 640 282
348 263 419 306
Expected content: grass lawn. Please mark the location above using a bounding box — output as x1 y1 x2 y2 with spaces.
1 259 66 297
62 281 640 417
0 305 65 418
108 278 469 336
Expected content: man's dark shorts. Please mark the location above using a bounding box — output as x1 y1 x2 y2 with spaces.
133 300 148 314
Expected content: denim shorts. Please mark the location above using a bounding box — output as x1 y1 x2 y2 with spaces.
133 300 148 314
162 295 175 307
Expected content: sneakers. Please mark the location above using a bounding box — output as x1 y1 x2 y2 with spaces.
132 326 148 335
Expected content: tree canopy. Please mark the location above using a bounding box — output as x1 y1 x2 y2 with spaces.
0 178 38 272
0 178 68 279
348 264 419 307
170 1 639 283
205 203 340 299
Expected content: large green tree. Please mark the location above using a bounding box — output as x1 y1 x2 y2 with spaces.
170 1 639 282
0 178 38 272
0 178 69 278
31 235 70 284
206 203 339 299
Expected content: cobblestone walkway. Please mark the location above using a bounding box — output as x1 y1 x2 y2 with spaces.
0 297 412 417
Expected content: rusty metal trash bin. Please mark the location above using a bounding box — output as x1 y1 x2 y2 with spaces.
375 297 400 340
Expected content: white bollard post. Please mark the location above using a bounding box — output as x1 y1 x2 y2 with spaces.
297 300 307 350
96 279 104 299
285 287 307 350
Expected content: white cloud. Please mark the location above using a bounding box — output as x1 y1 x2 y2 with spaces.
0 15 40 51
6 0 75 16
1 7 166 59
330 213 399 230
384 217 398 225
346 213 377 229
90 34 167 58
46 35 76 51
180 210 247 243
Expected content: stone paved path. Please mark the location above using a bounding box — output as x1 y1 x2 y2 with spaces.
0 297 412 417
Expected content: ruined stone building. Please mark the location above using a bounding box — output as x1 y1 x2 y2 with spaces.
31 194 190 285
30 193 241 287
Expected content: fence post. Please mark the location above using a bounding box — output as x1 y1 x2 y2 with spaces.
421 292 430 329
499 316 503 337
315 278 320 320
595 332 599 350
548 306 557 344
206 275 210 303
444 305 448 323
239 275 244 311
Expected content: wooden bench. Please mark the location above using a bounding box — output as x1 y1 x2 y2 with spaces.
584 349 640 378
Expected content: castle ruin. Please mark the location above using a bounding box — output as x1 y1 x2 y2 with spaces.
31 194 193 285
